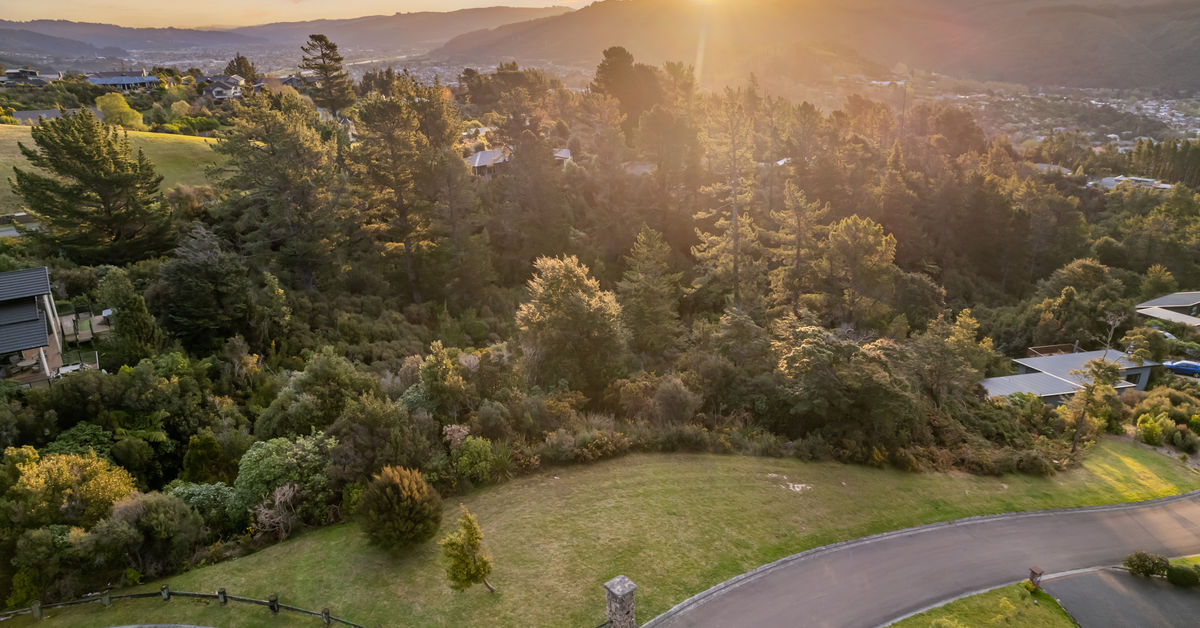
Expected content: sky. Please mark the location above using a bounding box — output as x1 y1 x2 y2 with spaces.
0 0 576 28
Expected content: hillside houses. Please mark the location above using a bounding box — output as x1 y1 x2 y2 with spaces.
86 70 161 90
1137 292 1200 329
981 349 1155 406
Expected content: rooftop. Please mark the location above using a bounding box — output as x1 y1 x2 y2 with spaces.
0 267 51 302
1137 306 1200 327
1013 349 1156 378
1138 291 1200 309
981 372 1083 398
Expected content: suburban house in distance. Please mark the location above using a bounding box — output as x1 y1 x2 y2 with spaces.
981 349 1156 405
465 146 572 177
1137 291 1200 329
202 75 245 100
0 267 63 385
86 70 161 91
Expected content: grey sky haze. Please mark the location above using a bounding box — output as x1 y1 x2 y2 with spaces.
0 1 573 28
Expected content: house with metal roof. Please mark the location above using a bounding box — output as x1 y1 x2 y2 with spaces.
981 349 1156 405
465 147 511 177
86 71 160 91
1136 292 1200 328
0 267 62 386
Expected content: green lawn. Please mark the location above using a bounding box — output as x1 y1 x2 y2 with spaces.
11 438 1198 628
0 124 220 215
889 583 1076 628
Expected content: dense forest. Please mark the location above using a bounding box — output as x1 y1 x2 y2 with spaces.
3 40 1200 607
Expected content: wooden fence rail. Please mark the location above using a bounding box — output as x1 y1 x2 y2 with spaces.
0 585 368 627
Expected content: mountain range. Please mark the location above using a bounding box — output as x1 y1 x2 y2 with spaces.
0 7 573 55
432 0 1200 90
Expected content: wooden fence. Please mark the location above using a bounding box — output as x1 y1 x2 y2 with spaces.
0 585 368 627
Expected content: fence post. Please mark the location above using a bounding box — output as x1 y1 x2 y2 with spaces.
322 608 332 625
218 588 227 604
269 594 279 614
605 575 637 628
31 601 41 620
102 593 111 607
161 584 171 601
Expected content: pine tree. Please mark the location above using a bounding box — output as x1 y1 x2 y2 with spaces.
98 268 163 368
10 108 172 264
767 182 827 316
223 52 259 83
617 226 684 365
439 505 495 593
211 90 342 291
299 34 356 120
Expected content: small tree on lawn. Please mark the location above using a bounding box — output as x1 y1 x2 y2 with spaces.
360 466 441 550
439 505 495 593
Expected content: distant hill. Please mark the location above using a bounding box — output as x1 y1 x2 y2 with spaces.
0 28 125 58
0 19 264 50
230 7 575 51
433 0 1200 90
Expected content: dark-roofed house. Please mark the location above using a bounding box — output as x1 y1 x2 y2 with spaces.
0 267 62 385
981 349 1156 405
87 71 160 91
202 75 245 100
1137 292 1200 328
11 107 103 126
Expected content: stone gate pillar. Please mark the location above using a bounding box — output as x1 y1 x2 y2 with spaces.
605 575 637 628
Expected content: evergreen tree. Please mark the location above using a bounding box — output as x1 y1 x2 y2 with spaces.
223 52 259 83
98 268 163 368
10 108 172 264
617 226 684 366
767 182 827 316
146 225 252 353
300 34 356 120
350 71 462 304
211 90 342 290
516 256 628 400
438 505 495 593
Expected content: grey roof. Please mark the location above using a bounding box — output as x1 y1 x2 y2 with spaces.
0 267 50 301
981 373 1081 398
466 147 510 169
87 76 159 86
1138 292 1200 309
0 310 47 354
1013 349 1156 378
0 298 39 326
1137 307 1200 327
553 148 572 161
12 107 103 125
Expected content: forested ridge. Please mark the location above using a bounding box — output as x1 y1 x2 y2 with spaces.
3 41 1200 608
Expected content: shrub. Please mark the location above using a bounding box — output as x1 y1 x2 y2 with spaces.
651 374 702 425
6 448 136 528
453 436 495 484
251 483 300 541
360 466 442 551
166 481 244 539
40 422 113 458
89 492 205 579
1136 413 1167 446
1167 563 1200 587
233 432 337 525
1124 551 1169 576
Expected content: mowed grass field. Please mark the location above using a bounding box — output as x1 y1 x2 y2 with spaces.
11 438 1199 628
889 583 1076 628
0 124 219 215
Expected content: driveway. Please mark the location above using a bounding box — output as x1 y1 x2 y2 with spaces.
1043 568 1200 627
646 492 1200 628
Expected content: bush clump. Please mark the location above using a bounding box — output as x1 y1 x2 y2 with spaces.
360 466 442 550
1124 551 1169 576
1167 563 1200 587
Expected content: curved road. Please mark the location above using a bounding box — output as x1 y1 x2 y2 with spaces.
646 491 1200 628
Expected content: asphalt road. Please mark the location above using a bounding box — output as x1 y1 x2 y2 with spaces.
646 492 1200 628
1044 568 1200 627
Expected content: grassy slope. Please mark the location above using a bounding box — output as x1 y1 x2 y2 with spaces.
0 125 219 215
890 583 1076 628
13 438 1199 628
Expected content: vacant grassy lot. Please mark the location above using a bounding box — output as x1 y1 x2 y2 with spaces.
890 583 1075 627
0 124 219 215
12 438 1198 627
